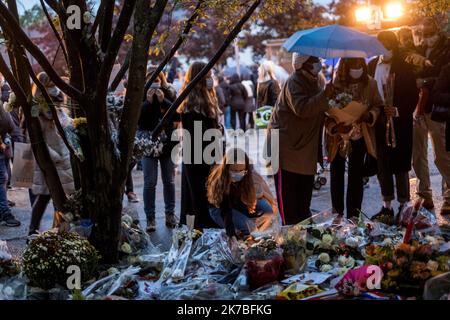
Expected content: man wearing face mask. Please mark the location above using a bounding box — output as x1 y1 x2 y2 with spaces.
412 18 450 215
368 31 419 219
269 53 334 225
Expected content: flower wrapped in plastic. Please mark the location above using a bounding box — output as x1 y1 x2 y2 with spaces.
188 229 239 278
160 226 194 283
0 241 19 278
160 276 234 300
63 124 84 161
120 214 152 256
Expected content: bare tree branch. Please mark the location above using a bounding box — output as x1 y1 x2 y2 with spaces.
143 0 205 97
40 0 69 66
116 0 168 168
91 0 107 36
96 0 136 97
152 0 262 139
0 2 83 100
98 0 114 52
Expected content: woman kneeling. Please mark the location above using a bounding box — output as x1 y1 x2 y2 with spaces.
207 148 278 237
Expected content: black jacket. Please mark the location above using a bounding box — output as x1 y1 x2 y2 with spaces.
257 79 281 108
227 74 247 111
369 55 419 173
433 62 450 151
138 85 178 155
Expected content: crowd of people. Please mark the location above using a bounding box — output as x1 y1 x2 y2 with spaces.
0 17 449 242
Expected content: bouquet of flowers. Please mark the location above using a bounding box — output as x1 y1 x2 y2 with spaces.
120 214 151 256
23 231 99 290
329 92 353 109
364 241 450 296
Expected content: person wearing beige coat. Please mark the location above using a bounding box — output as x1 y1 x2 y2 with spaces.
325 58 383 218
28 72 75 237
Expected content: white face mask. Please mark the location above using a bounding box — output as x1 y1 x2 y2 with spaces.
349 68 364 79
206 78 214 90
382 50 393 62
230 170 247 183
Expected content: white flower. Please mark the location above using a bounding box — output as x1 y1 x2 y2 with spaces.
318 252 330 263
337 267 349 276
122 214 134 226
320 264 333 272
83 12 93 24
108 267 119 275
322 234 333 246
427 260 439 272
345 256 355 268
345 236 360 248
3 286 14 297
381 238 393 246
338 255 348 267
120 242 132 254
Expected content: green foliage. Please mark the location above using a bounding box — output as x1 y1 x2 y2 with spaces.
19 4 45 28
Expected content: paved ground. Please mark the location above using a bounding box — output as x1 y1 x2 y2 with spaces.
2 134 449 259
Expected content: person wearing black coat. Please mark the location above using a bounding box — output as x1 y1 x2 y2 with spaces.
227 74 248 130
138 71 179 232
368 31 419 219
256 61 281 108
433 62 450 152
178 62 222 229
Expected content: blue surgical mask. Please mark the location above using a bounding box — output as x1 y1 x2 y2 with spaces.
230 170 247 182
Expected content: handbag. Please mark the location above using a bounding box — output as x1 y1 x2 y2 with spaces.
430 104 450 123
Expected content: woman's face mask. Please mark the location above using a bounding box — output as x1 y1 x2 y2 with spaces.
349 68 364 79
206 78 214 90
229 170 247 183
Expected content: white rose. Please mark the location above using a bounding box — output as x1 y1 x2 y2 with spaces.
338 255 348 267
337 267 349 276
83 12 93 24
122 214 133 226
345 256 355 268
427 260 439 272
318 252 330 263
345 237 359 248
120 242 132 254
320 264 333 272
108 267 119 275
322 234 333 246
3 286 14 297
382 238 392 246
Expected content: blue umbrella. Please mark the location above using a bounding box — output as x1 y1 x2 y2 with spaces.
283 25 388 58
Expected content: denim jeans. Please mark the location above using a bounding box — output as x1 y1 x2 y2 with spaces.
142 154 175 220
209 199 275 235
0 153 11 218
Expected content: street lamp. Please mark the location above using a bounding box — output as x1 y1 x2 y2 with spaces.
384 2 404 20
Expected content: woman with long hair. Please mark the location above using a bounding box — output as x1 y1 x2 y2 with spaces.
29 72 75 237
326 58 383 218
207 148 277 237
139 67 178 232
256 61 281 109
178 61 222 229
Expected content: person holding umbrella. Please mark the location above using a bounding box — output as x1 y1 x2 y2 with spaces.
269 53 334 225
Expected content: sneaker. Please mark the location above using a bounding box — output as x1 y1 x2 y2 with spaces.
146 219 156 233
7 200 15 207
441 202 450 215
372 207 395 225
127 192 139 203
0 213 21 227
165 214 178 229
422 198 435 210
